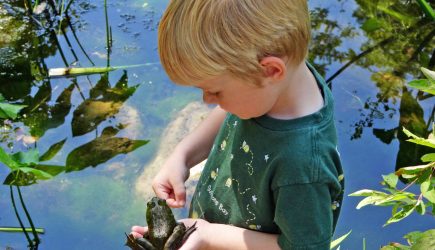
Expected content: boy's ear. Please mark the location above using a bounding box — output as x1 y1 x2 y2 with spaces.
260 57 286 80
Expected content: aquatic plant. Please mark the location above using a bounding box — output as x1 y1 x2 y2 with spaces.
349 68 435 248
0 94 27 119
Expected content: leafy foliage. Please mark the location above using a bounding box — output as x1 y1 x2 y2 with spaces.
0 147 64 186
0 94 26 119
349 68 435 247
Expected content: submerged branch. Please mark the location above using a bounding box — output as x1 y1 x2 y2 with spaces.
48 63 159 78
0 227 45 234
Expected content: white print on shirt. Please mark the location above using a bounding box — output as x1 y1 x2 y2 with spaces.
240 141 254 175
225 178 251 194
264 154 269 162
245 204 256 225
207 185 229 216
252 195 257 204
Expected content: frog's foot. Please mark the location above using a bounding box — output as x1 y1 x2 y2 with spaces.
124 233 145 250
136 237 157 250
182 222 197 243
124 233 156 250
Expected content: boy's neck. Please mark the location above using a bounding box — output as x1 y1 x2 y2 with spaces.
267 62 324 120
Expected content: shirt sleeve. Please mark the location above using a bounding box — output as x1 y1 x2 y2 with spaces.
273 183 333 250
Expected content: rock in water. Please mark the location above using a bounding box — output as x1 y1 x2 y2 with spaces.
135 102 211 202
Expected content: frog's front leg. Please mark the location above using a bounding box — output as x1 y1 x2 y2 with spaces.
164 222 197 250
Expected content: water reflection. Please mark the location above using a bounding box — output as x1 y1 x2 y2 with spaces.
309 0 434 174
0 1 149 247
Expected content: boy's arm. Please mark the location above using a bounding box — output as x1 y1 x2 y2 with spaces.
180 219 280 250
174 105 227 168
153 106 227 207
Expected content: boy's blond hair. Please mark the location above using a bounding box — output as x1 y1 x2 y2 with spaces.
158 0 311 85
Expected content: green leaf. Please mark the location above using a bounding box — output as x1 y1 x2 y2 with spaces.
66 132 148 172
0 103 27 119
384 204 417 226
380 244 410 250
405 231 425 245
421 67 435 81
361 18 382 32
356 195 388 209
396 164 432 176
18 167 53 179
421 153 435 162
39 138 67 161
411 229 435 250
34 164 65 177
0 147 20 170
403 127 435 148
383 173 399 188
330 230 351 249
349 189 388 197
415 200 426 215
421 180 435 203
11 148 39 165
407 79 435 95
3 167 53 186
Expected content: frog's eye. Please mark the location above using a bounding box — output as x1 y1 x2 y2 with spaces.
158 199 166 206
147 201 156 208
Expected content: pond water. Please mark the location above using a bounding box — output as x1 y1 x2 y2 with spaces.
0 0 434 249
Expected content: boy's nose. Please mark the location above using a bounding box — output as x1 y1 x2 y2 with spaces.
202 91 218 104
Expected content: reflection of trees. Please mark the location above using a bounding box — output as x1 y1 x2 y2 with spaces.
1 1 148 246
309 0 434 171
0 1 147 174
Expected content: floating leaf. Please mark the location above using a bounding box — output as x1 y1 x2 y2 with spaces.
71 71 138 136
3 167 52 186
11 148 39 165
0 147 20 170
23 83 74 138
0 103 27 119
65 130 148 172
39 138 67 162
33 164 64 177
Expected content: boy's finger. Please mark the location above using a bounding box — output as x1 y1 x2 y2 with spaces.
131 225 147 235
152 185 170 200
167 183 186 207
130 232 144 239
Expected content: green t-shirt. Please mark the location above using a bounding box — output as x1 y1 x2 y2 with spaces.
189 64 344 250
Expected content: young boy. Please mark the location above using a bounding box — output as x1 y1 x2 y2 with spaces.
132 0 344 249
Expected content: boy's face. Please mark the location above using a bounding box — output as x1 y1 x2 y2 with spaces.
193 74 282 119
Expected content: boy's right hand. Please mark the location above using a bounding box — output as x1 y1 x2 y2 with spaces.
152 153 190 208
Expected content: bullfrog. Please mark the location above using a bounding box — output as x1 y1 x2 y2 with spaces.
125 197 197 250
